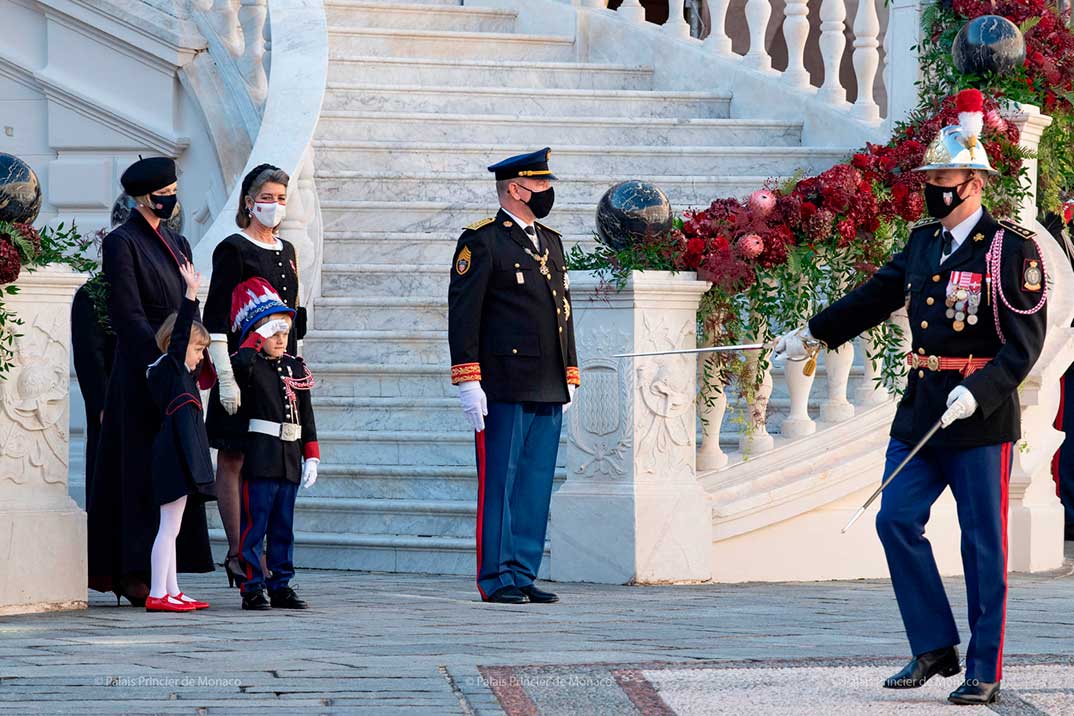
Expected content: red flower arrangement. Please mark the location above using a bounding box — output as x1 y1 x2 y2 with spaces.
0 221 44 285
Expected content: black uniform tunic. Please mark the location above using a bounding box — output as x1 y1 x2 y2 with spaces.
203 233 306 450
447 209 579 402
71 282 115 500
87 211 214 593
809 209 1047 448
146 297 217 505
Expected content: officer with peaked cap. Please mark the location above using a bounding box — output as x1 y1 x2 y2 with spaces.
775 89 1047 706
447 148 579 604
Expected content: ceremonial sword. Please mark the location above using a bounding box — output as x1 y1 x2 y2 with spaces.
841 415 946 533
612 343 767 358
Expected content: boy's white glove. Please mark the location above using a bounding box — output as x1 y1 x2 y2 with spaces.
458 381 487 432
207 339 240 415
941 386 978 428
255 318 291 339
301 457 319 489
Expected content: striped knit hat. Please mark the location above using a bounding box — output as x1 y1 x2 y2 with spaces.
230 277 295 340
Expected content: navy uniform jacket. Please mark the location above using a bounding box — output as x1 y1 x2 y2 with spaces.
448 208 579 403
232 334 318 484
809 208 1046 448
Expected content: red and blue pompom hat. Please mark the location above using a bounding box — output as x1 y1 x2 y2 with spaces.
230 277 296 340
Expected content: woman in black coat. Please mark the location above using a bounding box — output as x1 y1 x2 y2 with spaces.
203 164 306 585
87 157 215 605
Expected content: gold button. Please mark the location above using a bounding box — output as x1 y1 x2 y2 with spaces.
556 309 561 315
920 321 928 329
512 348 518 354
514 263 520 269
559 326 563 333
932 275 941 282
552 289 557 296
926 297 934 305
918 347 925 355
918 370 925 378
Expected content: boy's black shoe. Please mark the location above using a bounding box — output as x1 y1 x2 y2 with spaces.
241 590 272 611
268 586 309 609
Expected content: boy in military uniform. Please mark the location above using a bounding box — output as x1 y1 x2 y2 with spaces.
448 148 579 604
776 89 1047 705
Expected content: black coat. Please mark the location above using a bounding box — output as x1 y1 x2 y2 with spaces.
203 233 306 451
232 335 318 484
71 282 115 500
146 297 217 505
87 211 214 593
447 208 579 403
809 209 1047 447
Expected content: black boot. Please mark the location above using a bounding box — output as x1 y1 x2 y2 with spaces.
241 590 271 611
268 586 309 609
883 646 961 688
948 680 1000 705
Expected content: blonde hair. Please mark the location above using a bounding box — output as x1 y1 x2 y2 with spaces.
156 313 211 354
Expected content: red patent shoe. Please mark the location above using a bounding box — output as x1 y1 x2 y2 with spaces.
145 595 196 612
171 592 210 610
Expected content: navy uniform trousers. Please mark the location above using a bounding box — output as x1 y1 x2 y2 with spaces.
474 401 563 599
239 478 299 594
876 438 1013 684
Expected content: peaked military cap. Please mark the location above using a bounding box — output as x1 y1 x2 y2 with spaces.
487 148 558 181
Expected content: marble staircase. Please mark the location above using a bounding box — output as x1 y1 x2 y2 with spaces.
298 0 858 575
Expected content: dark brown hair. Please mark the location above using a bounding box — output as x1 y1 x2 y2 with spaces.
235 164 290 229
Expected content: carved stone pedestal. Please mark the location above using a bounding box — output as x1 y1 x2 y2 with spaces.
550 271 712 584
0 265 87 614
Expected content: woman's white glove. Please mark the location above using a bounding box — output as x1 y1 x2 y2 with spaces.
941 386 978 428
207 339 241 415
301 457 319 489
773 325 813 360
458 381 487 432
256 318 291 339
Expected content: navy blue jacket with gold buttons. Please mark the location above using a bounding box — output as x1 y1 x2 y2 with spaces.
448 208 579 403
809 208 1047 447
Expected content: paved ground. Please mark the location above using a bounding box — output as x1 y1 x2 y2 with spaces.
2 547 1074 715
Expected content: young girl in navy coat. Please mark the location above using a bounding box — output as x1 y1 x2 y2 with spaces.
144 262 217 612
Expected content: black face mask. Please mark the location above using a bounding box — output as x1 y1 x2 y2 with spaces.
517 184 555 219
923 179 972 219
148 193 178 220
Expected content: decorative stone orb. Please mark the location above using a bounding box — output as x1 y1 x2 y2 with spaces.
952 15 1025 77
595 180 673 252
0 153 42 224
111 192 184 233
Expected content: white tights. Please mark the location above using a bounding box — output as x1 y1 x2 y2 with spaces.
149 496 187 599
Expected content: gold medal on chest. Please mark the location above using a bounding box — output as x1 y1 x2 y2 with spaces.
524 247 552 279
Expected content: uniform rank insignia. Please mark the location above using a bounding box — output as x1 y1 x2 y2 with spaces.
972 232 985 243
455 246 472 276
464 217 494 231
1023 259 1042 292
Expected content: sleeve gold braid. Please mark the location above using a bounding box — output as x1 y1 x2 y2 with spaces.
566 366 580 386
451 362 482 384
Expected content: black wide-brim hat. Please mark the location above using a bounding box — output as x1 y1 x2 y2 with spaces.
487 148 558 181
121 157 177 196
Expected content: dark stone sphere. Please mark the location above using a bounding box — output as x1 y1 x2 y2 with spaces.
111 193 183 233
0 153 42 224
595 180 672 252
952 15 1025 77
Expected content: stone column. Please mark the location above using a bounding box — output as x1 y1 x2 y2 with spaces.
550 270 713 584
0 265 87 614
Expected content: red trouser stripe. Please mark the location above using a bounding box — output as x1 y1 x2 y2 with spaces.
997 441 1011 682
474 430 488 601
239 480 254 592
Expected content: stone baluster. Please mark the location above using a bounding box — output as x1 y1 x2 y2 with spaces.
617 0 647 23
739 351 775 454
782 0 811 89
743 0 774 71
278 146 319 307
697 355 730 471
211 0 244 57
262 2 272 79
855 333 890 405
664 0 692 38
818 0 847 104
781 356 817 437
820 343 856 423
238 0 269 107
851 0 882 121
702 0 733 55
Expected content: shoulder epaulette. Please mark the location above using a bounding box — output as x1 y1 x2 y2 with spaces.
999 218 1035 240
910 218 940 230
463 217 495 232
535 221 561 237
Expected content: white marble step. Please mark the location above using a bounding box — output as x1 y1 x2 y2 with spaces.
294 496 477 538
320 200 607 234
329 27 575 61
304 328 447 364
315 295 447 331
326 57 654 90
321 231 595 265
325 1 515 32
342 0 461 5
315 172 773 206
321 83 730 118
322 263 449 297
317 111 803 147
312 140 850 177
318 428 569 466
312 463 567 501
314 395 464 431
309 362 453 397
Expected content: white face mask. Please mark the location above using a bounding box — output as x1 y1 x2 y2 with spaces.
251 201 286 228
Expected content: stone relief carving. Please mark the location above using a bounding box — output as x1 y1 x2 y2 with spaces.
0 310 69 486
634 314 695 479
568 323 633 479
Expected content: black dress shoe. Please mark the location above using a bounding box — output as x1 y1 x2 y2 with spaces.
241 590 272 611
883 646 961 688
519 584 559 603
268 586 309 609
948 679 1000 705
484 586 527 604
